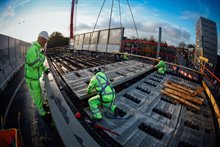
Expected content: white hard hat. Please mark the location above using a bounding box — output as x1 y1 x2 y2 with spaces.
38 31 49 40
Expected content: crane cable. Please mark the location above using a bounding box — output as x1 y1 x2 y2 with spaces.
87 0 106 51
105 0 115 53
126 0 139 39
118 0 122 28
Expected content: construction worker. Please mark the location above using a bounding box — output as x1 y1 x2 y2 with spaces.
155 57 167 74
87 68 123 119
122 52 129 60
25 31 50 120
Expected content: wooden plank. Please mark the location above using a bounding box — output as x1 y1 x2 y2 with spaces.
164 88 204 105
161 90 200 111
191 87 204 97
167 81 194 93
164 83 190 95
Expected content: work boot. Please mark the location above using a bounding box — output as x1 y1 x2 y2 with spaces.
42 112 56 129
42 112 52 124
114 107 127 117
43 103 50 113
92 113 103 120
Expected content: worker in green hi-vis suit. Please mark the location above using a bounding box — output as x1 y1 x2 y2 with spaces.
24 31 50 118
155 57 167 74
87 68 125 120
123 52 129 60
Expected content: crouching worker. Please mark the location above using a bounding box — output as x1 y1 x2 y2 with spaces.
25 31 51 122
155 57 167 74
87 68 123 120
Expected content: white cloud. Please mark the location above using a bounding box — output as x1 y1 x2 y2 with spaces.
179 11 200 20
74 17 191 46
197 0 210 17
15 0 31 8
180 0 210 21
73 2 192 46
1 0 31 20
0 0 32 33
6 5 15 16
1 0 193 47
1 10 70 42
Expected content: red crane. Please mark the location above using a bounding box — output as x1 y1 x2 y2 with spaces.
70 0 77 48
70 0 75 39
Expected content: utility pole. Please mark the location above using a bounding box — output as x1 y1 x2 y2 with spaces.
156 27 162 58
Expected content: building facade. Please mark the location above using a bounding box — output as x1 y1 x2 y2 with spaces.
195 16 218 72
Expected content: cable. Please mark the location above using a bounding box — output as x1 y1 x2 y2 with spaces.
126 0 139 41
87 0 106 51
118 0 122 28
105 0 115 54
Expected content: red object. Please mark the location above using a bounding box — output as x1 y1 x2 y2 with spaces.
0 128 22 147
70 0 75 38
75 112 81 119
94 124 119 136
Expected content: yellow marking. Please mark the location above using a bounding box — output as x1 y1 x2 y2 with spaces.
202 81 220 128
199 56 208 63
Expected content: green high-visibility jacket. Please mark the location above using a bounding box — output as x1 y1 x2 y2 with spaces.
123 53 128 60
25 41 46 80
155 60 167 73
87 71 115 102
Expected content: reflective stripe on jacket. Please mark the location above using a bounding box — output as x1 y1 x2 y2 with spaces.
87 71 115 101
25 41 46 80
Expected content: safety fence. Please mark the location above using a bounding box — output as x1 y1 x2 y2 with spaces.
0 34 30 93
74 27 124 53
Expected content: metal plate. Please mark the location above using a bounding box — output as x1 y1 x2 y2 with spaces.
62 60 153 99
83 71 215 147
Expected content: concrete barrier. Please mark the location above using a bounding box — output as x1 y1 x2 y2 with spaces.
0 34 30 93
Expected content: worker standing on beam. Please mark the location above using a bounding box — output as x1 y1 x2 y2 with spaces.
155 57 167 74
25 31 51 121
87 68 124 120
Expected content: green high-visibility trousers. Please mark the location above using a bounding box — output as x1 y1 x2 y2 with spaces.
88 95 116 119
158 67 166 74
25 78 46 116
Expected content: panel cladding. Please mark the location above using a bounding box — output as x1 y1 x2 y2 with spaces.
74 27 123 53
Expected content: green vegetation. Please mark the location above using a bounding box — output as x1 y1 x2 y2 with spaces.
47 32 69 48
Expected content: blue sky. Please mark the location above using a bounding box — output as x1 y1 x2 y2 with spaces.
0 0 219 54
